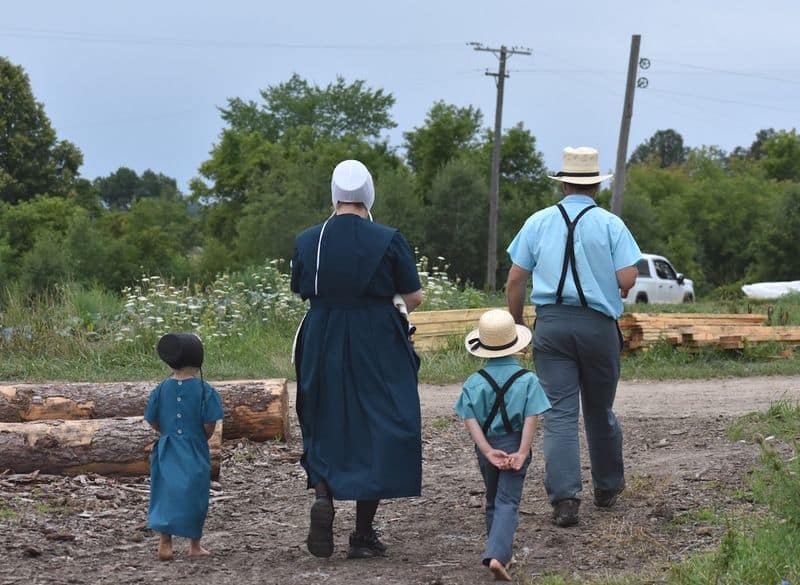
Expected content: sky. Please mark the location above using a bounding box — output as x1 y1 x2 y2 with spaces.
3 0 799 192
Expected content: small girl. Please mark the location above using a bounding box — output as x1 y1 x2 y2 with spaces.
144 332 224 561
454 309 551 581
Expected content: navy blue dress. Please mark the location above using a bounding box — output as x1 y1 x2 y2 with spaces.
291 214 422 500
144 378 224 539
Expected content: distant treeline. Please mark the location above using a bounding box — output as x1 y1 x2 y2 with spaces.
1 57 799 297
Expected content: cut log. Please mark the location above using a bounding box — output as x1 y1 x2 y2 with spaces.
0 379 288 442
0 417 222 478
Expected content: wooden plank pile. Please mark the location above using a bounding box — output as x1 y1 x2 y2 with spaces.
413 307 800 353
412 306 535 351
0 379 289 478
618 312 800 351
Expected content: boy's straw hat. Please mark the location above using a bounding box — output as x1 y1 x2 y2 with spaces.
465 309 532 358
547 146 612 185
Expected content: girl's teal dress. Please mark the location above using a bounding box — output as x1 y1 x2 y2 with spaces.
144 378 224 539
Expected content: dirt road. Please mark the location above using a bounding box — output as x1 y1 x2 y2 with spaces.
1 376 797 585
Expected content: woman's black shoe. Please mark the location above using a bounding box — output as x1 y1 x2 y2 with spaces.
307 497 335 558
347 530 387 559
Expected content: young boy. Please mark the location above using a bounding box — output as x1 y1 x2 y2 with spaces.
454 309 551 581
144 332 224 561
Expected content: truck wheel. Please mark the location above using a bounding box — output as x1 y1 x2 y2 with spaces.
683 293 694 303
635 293 648 304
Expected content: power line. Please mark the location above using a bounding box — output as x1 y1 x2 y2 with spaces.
1 26 463 52
647 88 800 113
654 58 800 86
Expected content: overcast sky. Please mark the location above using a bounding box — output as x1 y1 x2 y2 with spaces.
4 0 799 191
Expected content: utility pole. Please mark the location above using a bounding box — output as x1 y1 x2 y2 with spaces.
469 42 531 290
611 34 648 217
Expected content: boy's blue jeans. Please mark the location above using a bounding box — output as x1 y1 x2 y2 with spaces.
475 431 531 566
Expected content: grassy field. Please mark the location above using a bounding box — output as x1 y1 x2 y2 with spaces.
1 279 799 383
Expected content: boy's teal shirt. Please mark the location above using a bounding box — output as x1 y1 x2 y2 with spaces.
454 356 551 437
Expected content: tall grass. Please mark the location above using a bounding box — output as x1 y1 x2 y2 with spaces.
669 402 800 584
1 266 798 383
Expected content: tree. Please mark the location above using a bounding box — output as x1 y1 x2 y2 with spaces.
749 184 800 281
0 57 83 203
219 74 396 141
94 167 139 209
732 128 778 160
94 167 181 209
628 129 687 168
403 101 483 195
761 129 800 182
422 157 488 285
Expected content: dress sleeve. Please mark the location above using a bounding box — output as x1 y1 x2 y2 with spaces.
203 385 225 424
391 232 422 294
523 375 552 417
144 385 160 423
290 244 302 294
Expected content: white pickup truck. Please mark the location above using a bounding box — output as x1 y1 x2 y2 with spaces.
623 253 695 304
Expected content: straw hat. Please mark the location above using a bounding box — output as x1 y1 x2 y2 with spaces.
157 332 204 369
331 159 375 211
465 309 532 358
547 146 612 185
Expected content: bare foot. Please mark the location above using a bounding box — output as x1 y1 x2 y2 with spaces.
189 540 211 557
158 537 173 562
489 558 512 581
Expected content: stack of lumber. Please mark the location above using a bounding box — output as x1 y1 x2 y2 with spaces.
618 312 800 351
0 379 289 478
412 306 535 351
413 308 800 353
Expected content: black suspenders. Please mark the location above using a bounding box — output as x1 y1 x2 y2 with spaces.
476 369 529 434
555 203 596 307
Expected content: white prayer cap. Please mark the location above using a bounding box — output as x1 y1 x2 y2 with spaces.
331 160 375 211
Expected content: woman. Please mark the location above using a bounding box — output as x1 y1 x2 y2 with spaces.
291 159 423 560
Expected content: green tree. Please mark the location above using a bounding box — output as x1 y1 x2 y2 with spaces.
749 184 800 281
0 57 83 203
732 128 777 160
761 129 800 182
94 167 139 209
403 101 483 195
95 167 181 209
220 73 396 141
422 157 488 285
628 129 687 168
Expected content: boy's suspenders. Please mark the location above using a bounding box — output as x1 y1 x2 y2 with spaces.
476 369 530 435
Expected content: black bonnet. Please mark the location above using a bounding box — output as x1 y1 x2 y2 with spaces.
157 333 204 369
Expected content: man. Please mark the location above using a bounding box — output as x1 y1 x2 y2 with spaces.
505 146 642 527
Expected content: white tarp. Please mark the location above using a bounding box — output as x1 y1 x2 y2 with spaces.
741 281 800 300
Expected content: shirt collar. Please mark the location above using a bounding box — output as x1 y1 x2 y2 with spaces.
485 355 521 368
560 194 596 205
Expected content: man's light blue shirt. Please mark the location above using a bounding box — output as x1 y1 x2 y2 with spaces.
454 356 551 437
506 195 642 319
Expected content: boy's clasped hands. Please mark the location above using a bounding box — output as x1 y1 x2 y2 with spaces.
483 447 527 471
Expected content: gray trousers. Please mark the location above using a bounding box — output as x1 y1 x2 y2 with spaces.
475 432 531 566
532 304 624 504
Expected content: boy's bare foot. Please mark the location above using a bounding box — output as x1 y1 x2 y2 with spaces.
489 558 512 581
158 535 173 561
189 540 211 557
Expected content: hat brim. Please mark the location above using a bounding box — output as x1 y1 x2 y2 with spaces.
548 173 613 185
464 324 533 358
